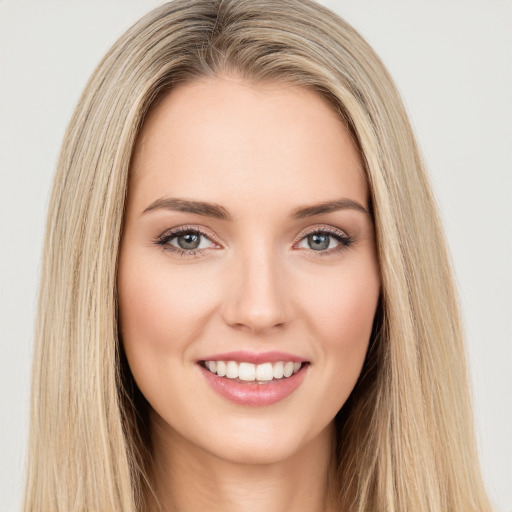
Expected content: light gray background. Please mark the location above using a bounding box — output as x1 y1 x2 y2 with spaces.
1 1 510 510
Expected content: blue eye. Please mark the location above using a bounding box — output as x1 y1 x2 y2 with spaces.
155 227 216 256
306 233 331 251
155 225 353 258
296 228 353 254
172 231 202 250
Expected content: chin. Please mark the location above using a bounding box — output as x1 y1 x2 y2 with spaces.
192 418 334 467
211 440 299 466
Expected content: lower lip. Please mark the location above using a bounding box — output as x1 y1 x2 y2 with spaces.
199 364 308 406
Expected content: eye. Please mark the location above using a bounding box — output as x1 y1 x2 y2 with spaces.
295 227 353 255
155 226 218 256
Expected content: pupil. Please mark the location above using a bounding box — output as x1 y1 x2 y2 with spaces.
178 232 200 250
308 233 329 251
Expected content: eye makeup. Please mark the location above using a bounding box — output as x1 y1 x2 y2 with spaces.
292 224 354 257
153 223 354 259
154 225 219 258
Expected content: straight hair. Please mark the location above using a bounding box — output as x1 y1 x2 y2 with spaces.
25 1 492 510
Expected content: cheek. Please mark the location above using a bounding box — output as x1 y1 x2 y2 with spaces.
305 259 379 341
118 254 216 347
299 257 380 396
117 251 219 401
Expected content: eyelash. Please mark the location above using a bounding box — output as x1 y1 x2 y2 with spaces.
154 225 354 258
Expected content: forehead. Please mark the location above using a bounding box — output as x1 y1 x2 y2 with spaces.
129 76 367 212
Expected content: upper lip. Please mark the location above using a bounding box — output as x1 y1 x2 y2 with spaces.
198 350 308 365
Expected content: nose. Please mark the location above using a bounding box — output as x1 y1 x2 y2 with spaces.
221 248 291 334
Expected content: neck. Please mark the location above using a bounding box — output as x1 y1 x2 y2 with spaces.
148 416 338 512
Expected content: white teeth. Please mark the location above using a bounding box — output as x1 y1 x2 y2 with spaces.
226 361 238 379
216 360 226 377
283 362 294 378
273 361 284 379
255 362 274 381
204 360 304 382
238 362 256 381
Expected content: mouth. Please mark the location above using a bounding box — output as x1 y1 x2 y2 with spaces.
198 353 310 406
200 360 305 384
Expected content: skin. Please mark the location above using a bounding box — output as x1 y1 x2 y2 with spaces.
118 75 380 512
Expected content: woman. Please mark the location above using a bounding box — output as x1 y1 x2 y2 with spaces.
24 0 493 510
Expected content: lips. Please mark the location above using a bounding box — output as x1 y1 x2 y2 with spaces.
198 351 309 406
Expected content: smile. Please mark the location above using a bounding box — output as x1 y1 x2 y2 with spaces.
198 352 310 406
202 360 303 382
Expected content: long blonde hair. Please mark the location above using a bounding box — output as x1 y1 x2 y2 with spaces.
25 1 492 510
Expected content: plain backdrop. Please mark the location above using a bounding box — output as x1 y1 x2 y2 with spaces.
0 1 511 510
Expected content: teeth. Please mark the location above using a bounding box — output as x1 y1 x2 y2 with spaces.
283 362 294 378
255 362 273 381
239 362 256 381
226 361 238 379
203 360 304 382
216 361 226 377
273 361 284 379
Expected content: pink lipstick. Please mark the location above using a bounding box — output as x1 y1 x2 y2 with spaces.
198 351 309 406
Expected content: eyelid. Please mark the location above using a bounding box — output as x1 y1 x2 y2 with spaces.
154 224 223 258
157 224 222 247
292 224 350 245
154 223 352 258
292 224 354 258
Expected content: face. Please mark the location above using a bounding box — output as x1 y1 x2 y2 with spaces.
118 76 380 465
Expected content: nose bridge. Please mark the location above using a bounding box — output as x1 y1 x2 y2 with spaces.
222 240 289 333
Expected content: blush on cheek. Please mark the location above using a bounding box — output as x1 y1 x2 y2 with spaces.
119 276 166 346
308 273 378 335
302 270 379 392
119 258 184 337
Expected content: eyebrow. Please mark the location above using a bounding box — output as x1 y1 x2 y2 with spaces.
291 198 370 219
143 197 231 220
142 197 370 220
